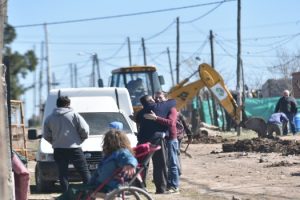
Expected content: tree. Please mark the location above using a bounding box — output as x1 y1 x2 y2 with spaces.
3 24 38 99
268 49 300 79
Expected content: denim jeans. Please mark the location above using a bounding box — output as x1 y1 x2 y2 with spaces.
283 113 296 135
166 139 179 189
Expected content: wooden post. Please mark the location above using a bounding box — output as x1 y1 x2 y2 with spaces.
0 0 14 198
141 37 147 65
236 0 242 136
209 30 219 127
167 47 175 86
127 37 132 66
176 17 180 84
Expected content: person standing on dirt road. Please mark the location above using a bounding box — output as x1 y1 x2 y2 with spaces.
267 112 289 136
43 96 91 192
274 89 298 135
136 94 176 194
144 91 180 194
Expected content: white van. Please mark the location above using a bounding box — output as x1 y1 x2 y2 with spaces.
28 87 138 192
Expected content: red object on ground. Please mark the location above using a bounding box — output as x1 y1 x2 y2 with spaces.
12 153 30 200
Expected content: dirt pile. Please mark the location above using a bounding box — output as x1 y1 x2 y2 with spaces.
222 137 300 156
191 130 228 144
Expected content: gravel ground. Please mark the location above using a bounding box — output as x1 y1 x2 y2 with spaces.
27 133 300 200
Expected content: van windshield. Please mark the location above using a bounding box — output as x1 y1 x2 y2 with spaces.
80 112 132 135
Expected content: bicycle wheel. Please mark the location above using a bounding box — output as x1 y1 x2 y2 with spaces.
104 186 153 200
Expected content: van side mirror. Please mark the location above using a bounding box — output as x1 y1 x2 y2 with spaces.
158 75 165 85
28 129 41 140
98 79 104 87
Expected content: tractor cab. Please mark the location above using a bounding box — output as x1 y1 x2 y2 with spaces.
109 66 164 112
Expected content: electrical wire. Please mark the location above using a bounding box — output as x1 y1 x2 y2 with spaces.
248 34 300 54
14 1 236 28
102 39 127 60
181 1 224 24
270 55 300 69
179 38 209 65
214 38 236 59
145 20 176 41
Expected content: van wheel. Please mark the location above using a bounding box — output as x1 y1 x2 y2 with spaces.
35 164 54 193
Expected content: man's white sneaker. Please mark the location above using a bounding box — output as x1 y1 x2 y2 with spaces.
166 187 180 194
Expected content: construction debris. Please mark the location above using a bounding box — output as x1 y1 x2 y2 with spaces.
222 137 300 156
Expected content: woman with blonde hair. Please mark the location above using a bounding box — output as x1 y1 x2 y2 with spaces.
89 130 137 191
57 129 137 199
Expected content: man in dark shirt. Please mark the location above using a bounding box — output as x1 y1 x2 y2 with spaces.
144 91 180 194
136 95 176 144
135 94 176 194
275 90 298 135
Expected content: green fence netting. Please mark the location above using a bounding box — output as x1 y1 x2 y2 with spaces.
201 97 300 126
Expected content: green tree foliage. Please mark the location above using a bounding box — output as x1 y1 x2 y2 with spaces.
3 24 38 99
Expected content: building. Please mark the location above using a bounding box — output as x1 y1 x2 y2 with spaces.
292 72 300 98
261 78 291 97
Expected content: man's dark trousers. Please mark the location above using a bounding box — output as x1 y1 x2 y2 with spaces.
54 148 91 192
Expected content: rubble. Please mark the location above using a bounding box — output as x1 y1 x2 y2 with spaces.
222 137 300 156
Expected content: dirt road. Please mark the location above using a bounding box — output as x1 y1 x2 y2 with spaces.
28 135 300 200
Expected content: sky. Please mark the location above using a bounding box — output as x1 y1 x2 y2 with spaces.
7 0 300 121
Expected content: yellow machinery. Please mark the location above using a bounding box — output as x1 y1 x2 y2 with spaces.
110 65 164 113
110 63 267 136
168 63 241 125
110 63 240 123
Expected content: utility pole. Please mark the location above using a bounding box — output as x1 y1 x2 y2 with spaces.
69 63 73 88
0 0 14 198
52 72 57 89
39 41 44 120
44 23 52 94
74 64 78 88
236 0 242 136
209 30 219 127
91 56 95 87
167 47 175 86
141 37 147 65
32 45 37 116
94 54 100 80
176 17 180 84
127 37 132 66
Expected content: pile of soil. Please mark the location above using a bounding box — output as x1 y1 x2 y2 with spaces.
222 137 300 156
190 129 232 144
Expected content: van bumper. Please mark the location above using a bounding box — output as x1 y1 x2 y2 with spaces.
36 162 93 182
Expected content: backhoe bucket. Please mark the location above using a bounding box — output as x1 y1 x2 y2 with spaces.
243 117 267 137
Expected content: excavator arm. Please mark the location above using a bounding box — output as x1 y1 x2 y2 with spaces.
169 63 241 124
168 63 267 136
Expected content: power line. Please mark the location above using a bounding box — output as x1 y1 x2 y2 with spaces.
215 39 236 59
181 1 224 24
13 0 236 28
145 20 176 41
270 55 300 69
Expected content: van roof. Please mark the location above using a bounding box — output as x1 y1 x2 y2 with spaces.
45 87 134 118
49 87 128 97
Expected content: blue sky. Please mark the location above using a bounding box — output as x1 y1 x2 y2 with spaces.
7 0 300 121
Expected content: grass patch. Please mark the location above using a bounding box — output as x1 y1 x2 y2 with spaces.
217 130 258 141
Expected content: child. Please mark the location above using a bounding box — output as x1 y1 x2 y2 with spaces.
89 130 138 191
109 121 124 131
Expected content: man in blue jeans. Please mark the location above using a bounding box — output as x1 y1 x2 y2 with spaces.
144 91 180 194
43 96 91 192
136 94 176 194
275 90 298 135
